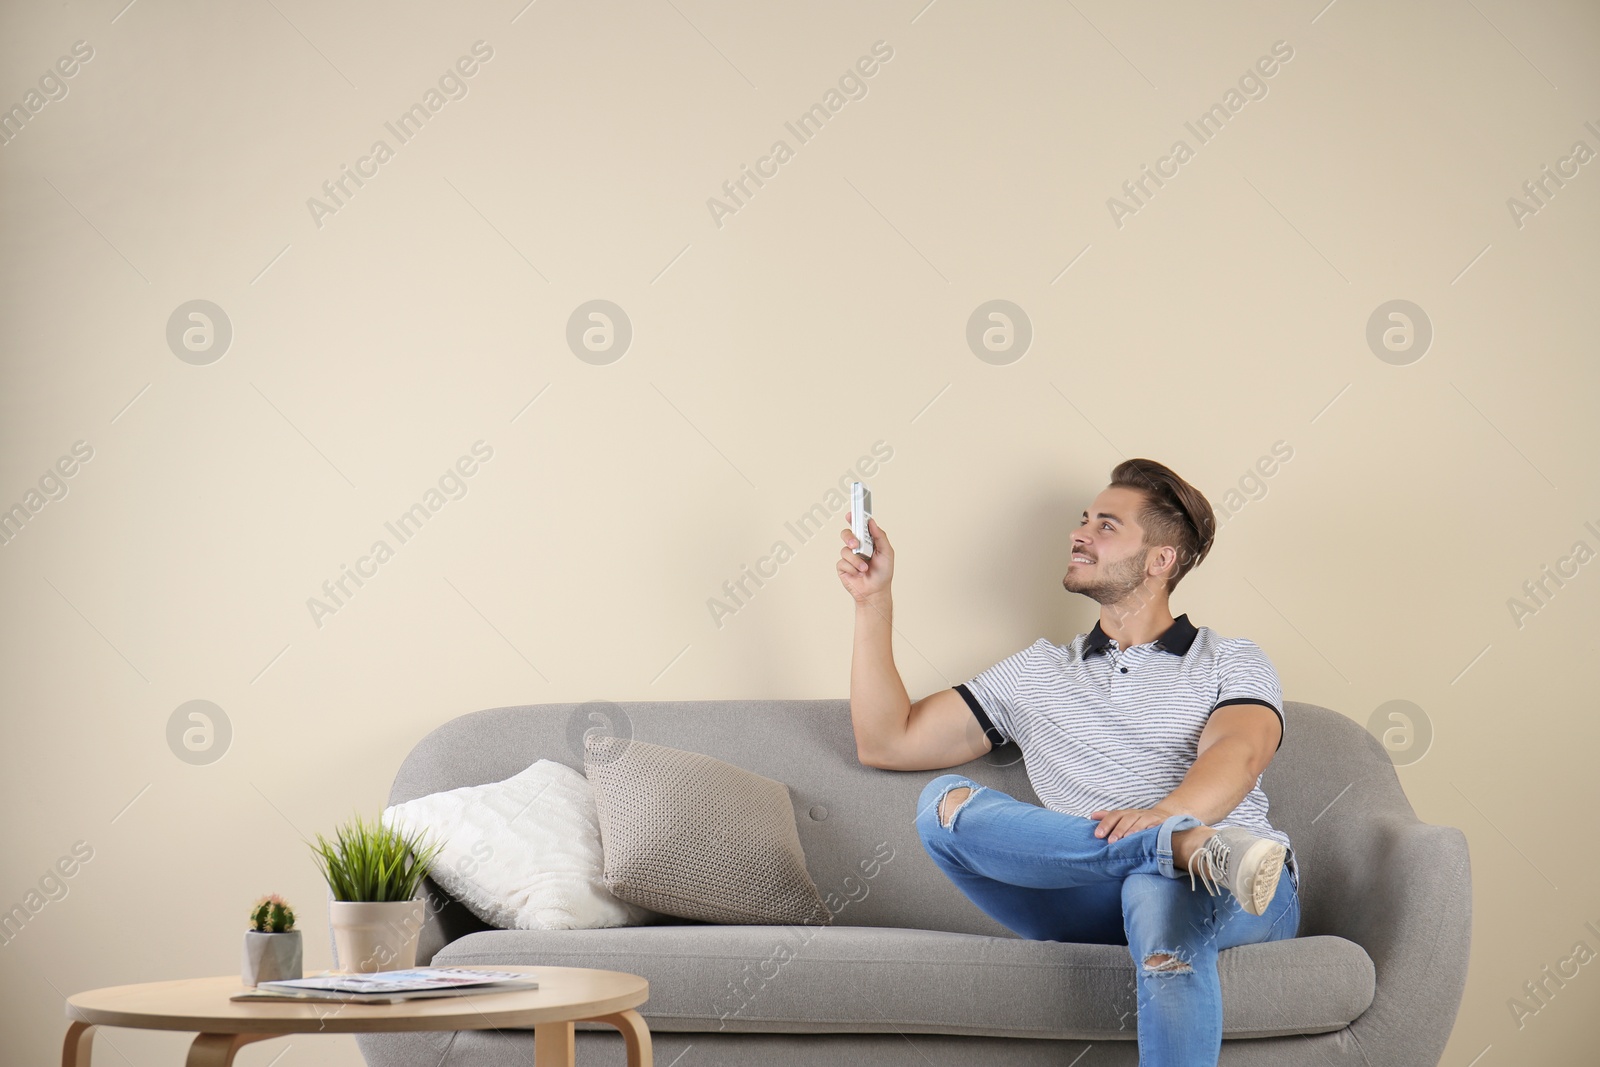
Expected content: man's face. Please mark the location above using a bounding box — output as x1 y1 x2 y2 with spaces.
1063 486 1163 606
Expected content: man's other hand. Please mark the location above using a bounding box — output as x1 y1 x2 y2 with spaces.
1088 805 1185 843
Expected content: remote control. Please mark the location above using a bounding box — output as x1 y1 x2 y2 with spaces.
851 482 873 559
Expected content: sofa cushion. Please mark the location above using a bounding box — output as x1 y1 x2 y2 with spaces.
584 735 831 926
433 924 1375 1040
383 758 659 930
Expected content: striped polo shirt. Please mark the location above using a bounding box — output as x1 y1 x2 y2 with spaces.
955 613 1298 889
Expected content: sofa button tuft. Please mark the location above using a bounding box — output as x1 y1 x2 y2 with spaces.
809 805 828 821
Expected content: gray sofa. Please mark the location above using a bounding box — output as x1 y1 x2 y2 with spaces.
357 698 1471 1066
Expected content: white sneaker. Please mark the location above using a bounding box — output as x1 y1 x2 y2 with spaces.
1184 827 1287 916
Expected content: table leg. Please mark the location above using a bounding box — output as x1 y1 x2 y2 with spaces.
62 1021 95 1067
534 1019 575 1067
184 1033 278 1067
577 1009 653 1067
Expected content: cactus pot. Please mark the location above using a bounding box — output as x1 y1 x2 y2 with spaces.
328 898 425 973
242 930 303 986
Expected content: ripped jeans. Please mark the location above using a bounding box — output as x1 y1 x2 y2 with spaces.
915 774 1301 1067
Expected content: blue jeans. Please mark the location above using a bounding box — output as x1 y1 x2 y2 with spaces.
915 774 1301 1067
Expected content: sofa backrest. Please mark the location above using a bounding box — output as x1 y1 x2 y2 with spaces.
389 698 1419 941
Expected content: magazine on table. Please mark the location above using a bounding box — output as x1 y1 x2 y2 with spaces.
231 966 538 1003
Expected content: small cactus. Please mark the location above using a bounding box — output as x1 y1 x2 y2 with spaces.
249 894 297 933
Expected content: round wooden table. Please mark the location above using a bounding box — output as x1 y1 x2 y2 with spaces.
62 965 650 1067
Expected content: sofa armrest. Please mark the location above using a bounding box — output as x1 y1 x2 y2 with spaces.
1318 814 1472 1065
415 876 493 966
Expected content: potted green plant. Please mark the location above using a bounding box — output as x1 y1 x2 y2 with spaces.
308 812 442 973
242 894 302 986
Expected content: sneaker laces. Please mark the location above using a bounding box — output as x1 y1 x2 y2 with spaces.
1186 833 1229 896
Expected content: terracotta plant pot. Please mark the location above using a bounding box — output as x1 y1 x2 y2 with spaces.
328 899 425 973
242 930 303 986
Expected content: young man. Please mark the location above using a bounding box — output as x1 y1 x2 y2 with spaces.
838 459 1298 1066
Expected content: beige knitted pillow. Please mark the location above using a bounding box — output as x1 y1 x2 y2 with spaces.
582 735 832 926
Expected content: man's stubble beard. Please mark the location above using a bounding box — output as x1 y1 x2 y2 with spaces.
1062 551 1152 609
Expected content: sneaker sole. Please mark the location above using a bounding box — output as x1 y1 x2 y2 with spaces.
1235 839 1287 916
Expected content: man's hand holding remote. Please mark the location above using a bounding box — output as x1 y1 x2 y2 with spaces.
838 510 893 609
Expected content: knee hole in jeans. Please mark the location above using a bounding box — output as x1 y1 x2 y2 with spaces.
1142 951 1193 974
937 785 977 828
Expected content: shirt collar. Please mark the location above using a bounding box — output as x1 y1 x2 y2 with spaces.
1083 613 1198 657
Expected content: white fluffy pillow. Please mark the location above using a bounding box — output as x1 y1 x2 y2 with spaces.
383 759 658 930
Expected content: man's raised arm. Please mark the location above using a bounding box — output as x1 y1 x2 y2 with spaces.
838 512 992 771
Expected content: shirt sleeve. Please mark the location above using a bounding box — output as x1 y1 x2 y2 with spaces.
1211 638 1286 752
954 639 1042 746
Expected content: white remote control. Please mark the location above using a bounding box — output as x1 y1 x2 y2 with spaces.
851 482 873 558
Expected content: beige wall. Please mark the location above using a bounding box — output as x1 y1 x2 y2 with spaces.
3 0 1598 1063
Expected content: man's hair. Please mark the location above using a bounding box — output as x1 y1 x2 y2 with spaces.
1108 459 1216 593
